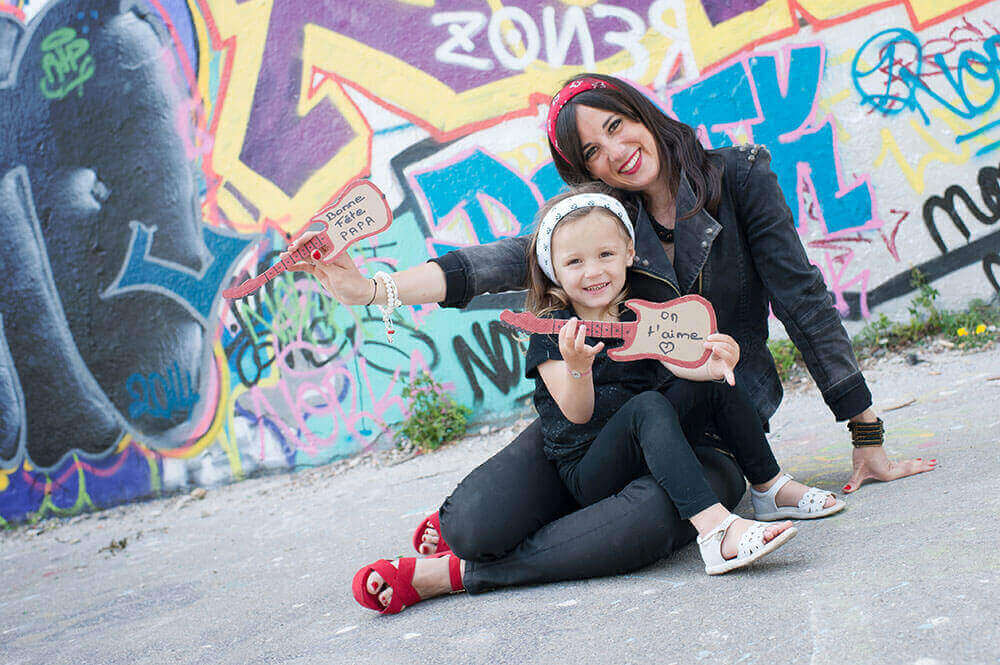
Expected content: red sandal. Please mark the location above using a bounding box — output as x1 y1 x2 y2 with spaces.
412 511 451 555
352 554 463 614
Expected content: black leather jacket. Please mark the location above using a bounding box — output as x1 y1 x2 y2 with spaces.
430 146 871 423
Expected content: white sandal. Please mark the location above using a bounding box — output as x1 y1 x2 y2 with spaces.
751 473 846 521
697 514 797 575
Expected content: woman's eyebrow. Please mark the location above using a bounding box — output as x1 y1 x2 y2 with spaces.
601 114 616 131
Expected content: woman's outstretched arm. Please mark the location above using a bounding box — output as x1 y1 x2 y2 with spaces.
285 234 530 307
285 238 447 306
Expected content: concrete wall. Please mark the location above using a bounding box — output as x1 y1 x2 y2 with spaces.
1 0 997 523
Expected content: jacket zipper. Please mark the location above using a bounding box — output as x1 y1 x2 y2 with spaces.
631 268 703 296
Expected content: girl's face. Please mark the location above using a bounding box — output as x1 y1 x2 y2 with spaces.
574 105 661 193
550 210 634 320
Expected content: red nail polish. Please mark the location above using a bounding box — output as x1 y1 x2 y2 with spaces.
843 485 851 491
313 250 322 259
930 459 936 462
916 458 922 460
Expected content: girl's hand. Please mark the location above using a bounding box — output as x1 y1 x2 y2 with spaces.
559 318 604 375
284 231 373 305
703 333 740 385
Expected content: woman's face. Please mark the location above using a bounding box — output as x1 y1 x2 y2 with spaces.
574 105 662 193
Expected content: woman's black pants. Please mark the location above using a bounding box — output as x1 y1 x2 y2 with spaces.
439 407 750 594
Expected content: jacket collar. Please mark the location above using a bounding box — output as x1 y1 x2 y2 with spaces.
631 170 722 294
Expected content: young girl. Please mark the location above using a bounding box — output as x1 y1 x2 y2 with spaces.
524 184 845 574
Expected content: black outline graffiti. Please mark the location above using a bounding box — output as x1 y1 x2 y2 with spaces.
839 162 1000 319
452 321 525 405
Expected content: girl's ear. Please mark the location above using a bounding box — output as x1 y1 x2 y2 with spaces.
626 242 635 267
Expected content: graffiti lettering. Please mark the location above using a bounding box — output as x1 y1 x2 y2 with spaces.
671 44 877 235
103 223 254 328
126 363 200 421
39 26 94 100
432 12 492 71
923 160 1000 254
430 4 668 77
852 29 1000 155
453 321 523 405
985 252 1000 292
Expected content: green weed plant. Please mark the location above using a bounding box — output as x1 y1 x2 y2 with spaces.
769 269 999 382
395 371 472 452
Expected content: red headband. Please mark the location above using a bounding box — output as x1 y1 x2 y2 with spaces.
546 77 619 163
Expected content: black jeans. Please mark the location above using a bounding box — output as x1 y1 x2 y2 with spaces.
560 383 780 519
438 420 747 595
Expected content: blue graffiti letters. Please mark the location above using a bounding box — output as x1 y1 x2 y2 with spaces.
853 29 1000 155
103 223 255 327
126 363 200 421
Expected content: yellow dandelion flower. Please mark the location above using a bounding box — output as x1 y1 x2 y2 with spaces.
975 324 987 334
956 327 969 336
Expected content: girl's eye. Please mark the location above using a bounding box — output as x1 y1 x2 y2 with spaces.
601 251 614 258
583 146 596 161
608 118 621 132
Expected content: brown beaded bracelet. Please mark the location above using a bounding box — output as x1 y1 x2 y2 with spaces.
847 417 884 447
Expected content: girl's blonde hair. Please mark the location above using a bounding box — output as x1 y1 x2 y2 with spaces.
525 182 634 318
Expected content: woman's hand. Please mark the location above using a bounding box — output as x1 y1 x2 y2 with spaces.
559 318 604 376
284 232 374 305
843 409 937 493
703 333 739 385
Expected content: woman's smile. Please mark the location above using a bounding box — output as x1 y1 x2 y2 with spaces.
618 149 641 175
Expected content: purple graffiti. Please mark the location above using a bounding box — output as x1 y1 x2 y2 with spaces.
700 0 769 26
238 0 654 196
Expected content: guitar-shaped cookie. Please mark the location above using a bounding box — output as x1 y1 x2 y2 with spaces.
223 180 392 299
500 295 718 368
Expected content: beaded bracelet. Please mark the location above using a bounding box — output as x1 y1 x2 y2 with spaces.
847 417 884 447
373 271 402 343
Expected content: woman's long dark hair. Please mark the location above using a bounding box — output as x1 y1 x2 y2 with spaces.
550 73 721 221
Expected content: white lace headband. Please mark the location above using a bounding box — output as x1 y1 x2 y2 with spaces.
535 193 635 285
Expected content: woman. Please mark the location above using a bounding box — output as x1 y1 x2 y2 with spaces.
289 74 935 611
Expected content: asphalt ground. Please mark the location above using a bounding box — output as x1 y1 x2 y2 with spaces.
2 345 998 665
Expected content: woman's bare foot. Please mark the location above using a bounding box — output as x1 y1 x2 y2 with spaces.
364 556 466 610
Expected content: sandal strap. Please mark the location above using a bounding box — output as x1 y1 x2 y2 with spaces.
353 558 422 614
750 473 793 511
447 554 463 592
798 487 834 513
737 521 770 559
697 513 739 547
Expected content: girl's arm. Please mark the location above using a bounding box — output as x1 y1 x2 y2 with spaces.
536 319 605 424
661 333 738 385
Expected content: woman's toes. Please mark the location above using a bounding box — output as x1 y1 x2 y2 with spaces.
419 530 440 554
366 571 385 595
378 586 393 608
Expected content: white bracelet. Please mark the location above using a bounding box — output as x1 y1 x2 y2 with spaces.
373 271 402 343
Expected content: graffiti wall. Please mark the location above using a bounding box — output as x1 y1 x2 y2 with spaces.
1 0 997 523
